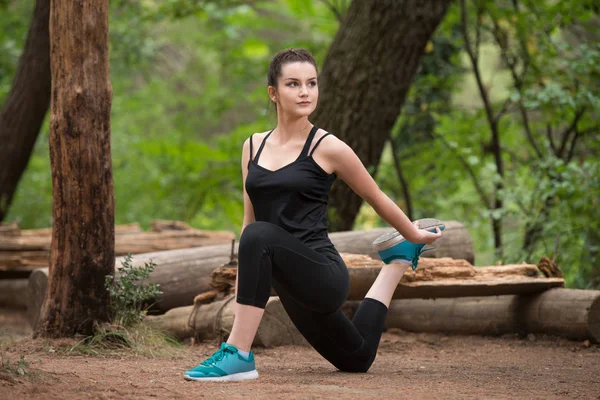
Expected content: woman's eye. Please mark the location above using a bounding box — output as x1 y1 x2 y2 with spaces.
309 81 317 87
288 82 297 87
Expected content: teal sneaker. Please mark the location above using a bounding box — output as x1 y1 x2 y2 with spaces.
184 342 259 382
373 218 445 271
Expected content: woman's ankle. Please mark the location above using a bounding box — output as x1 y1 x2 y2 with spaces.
226 339 252 354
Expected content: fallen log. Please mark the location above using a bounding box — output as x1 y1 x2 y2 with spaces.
330 220 474 264
0 279 28 309
384 288 600 343
0 225 235 269
151 288 600 345
27 268 48 330
146 296 309 346
210 256 560 300
0 222 20 236
13 222 143 237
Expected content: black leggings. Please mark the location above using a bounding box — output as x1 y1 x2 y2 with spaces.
237 221 388 372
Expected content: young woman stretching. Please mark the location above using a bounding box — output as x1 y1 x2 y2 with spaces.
184 48 442 381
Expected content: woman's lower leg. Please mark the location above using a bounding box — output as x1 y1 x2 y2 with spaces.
364 261 410 307
226 303 264 352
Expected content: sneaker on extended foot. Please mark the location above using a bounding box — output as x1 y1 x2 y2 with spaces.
184 342 259 382
372 218 445 271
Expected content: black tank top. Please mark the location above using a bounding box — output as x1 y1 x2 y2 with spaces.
245 125 337 252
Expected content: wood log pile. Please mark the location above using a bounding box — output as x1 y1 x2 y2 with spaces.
0 220 236 276
147 252 600 345
11 219 599 344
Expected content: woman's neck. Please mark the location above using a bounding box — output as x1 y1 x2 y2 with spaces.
273 115 312 144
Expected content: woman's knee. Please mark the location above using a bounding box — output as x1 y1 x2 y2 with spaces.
337 356 374 373
239 221 277 254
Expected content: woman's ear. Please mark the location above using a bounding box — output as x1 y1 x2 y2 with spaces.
268 86 278 103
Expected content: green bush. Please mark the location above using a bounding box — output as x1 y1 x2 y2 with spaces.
104 254 161 327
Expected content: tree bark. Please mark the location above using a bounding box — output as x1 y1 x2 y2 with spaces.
36 0 114 337
312 0 452 230
385 289 600 343
0 0 51 221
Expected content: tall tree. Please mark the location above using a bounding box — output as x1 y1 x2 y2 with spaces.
312 0 452 231
0 0 51 221
36 0 114 337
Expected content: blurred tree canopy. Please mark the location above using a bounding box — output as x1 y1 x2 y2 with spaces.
1 0 598 288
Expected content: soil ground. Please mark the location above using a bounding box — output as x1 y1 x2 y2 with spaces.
1 307 599 400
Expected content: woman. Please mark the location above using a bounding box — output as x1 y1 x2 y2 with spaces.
184 48 442 381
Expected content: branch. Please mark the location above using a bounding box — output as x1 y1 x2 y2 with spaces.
460 0 502 173
490 16 543 159
493 97 514 123
546 125 556 153
577 124 600 137
435 133 491 209
557 107 586 159
566 128 580 163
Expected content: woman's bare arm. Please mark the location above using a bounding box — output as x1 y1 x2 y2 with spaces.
325 136 440 244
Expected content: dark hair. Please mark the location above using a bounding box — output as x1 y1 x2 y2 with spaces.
267 48 318 87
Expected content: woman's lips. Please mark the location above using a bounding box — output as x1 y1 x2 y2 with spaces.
298 102 311 106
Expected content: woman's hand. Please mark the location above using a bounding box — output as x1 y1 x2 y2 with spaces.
412 221 443 245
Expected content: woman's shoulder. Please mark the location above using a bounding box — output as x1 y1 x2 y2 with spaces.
313 128 346 153
247 130 271 144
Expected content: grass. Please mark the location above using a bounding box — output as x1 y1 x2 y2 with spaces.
64 322 184 359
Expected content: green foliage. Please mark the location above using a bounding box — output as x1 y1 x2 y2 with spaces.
372 0 600 287
0 1 32 101
105 254 161 327
3 1 598 288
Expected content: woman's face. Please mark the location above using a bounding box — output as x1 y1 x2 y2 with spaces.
270 62 318 118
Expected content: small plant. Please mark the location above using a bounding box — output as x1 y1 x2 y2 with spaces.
0 355 31 381
105 254 161 327
65 255 182 358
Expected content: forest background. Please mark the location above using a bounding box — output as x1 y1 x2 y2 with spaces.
1 0 598 288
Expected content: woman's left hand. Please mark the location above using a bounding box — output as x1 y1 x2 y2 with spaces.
413 221 443 245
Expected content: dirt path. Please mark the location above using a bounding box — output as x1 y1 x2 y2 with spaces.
1 309 599 399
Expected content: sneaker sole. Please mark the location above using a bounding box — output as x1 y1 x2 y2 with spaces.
184 370 259 382
372 218 445 251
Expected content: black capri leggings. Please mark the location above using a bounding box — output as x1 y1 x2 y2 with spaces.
237 221 388 373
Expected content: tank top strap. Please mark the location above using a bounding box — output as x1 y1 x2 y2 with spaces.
249 134 255 161
309 132 332 157
254 129 274 163
299 125 319 158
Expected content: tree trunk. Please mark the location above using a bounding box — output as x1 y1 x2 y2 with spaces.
0 0 51 221
312 0 452 230
36 0 114 337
